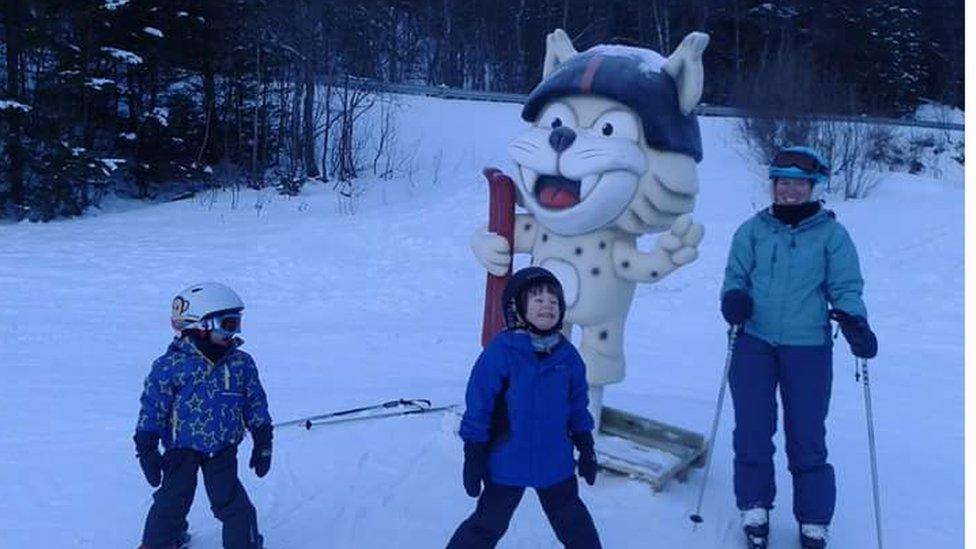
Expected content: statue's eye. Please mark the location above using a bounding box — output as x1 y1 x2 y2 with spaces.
594 111 639 141
537 103 576 130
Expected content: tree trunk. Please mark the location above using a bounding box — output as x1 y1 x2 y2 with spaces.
651 0 665 52
515 0 525 91
303 64 317 178
252 39 261 177
81 12 94 150
733 0 742 84
3 0 26 214
197 58 216 165
321 84 332 181
302 2 319 179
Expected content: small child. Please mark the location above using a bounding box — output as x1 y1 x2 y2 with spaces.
447 267 602 548
134 282 272 549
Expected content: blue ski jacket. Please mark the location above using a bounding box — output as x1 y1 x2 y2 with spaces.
136 336 272 456
459 331 594 488
721 208 868 346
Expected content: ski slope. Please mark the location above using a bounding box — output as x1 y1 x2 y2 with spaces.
0 94 963 548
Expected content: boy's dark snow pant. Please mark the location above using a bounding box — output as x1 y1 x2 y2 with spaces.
446 475 601 549
729 332 835 525
141 446 262 549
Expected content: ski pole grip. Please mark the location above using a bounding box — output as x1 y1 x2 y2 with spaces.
481 168 516 347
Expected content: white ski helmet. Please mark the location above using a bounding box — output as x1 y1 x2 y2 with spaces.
171 282 245 332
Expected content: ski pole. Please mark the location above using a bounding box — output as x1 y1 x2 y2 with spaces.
274 398 432 429
690 325 740 527
858 357 884 549
304 404 460 429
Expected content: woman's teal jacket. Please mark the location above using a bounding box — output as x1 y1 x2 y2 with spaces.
721 208 868 346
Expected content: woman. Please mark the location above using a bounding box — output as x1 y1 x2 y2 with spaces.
720 146 878 549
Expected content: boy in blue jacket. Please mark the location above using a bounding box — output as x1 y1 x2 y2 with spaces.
134 282 272 549
720 147 878 549
448 267 602 549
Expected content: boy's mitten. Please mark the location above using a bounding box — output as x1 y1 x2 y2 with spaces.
249 424 273 478
830 310 878 359
572 431 598 486
721 289 752 325
462 442 489 497
134 431 163 487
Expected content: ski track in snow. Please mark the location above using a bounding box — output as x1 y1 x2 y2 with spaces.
0 96 962 548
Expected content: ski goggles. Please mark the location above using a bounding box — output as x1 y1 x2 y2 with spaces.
202 311 243 335
771 150 829 176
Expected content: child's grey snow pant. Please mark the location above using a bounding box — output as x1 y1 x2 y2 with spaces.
729 332 835 525
446 475 601 548
141 446 262 549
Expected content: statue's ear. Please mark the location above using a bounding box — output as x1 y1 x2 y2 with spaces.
663 32 710 115
543 28 579 80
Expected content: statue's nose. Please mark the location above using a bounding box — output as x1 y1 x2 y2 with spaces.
548 126 577 153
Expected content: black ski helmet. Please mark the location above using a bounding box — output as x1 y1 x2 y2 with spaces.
501 266 566 334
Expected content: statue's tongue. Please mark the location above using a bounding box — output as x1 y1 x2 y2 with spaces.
539 186 578 209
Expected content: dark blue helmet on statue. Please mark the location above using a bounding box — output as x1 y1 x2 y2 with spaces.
521 46 703 162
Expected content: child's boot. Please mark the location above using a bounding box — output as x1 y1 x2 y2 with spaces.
741 507 768 548
799 523 829 548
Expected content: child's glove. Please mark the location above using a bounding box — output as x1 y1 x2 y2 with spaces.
830 310 878 359
133 431 163 487
721 289 752 325
572 431 598 486
462 442 489 497
249 425 273 478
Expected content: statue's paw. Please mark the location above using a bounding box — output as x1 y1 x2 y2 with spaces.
470 231 511 276
656 214 704 266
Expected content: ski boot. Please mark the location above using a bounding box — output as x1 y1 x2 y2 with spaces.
741 507 769 548
799 523 829 548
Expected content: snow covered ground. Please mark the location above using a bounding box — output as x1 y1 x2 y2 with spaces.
0 95 963 548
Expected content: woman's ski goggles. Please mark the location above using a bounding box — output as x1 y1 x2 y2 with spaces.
772 150 829 176
202 311 243 335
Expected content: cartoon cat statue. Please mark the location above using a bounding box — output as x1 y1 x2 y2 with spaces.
472 29 709 422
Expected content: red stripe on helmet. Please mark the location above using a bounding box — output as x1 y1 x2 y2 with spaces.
580 56 604 94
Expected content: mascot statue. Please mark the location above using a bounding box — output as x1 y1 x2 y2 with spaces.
473 29 709 428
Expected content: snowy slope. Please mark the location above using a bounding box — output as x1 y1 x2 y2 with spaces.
0 95 963 548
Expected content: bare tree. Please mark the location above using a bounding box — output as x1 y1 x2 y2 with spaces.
736 47 888 200
300 0 319 179
2 0 27 216
331 76 377 184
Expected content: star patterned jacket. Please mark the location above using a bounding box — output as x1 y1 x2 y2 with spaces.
136 336 272 456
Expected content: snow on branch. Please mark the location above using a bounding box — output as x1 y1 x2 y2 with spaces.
85 78 117 91
147 107 169 127
0 100 31 113
99 158 127 176
102 47 144 65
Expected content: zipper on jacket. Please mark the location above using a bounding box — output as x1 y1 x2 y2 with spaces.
777 231 796 343
223 364 230 390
